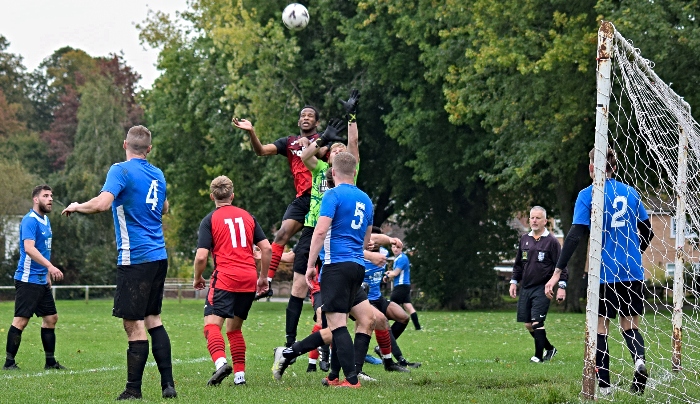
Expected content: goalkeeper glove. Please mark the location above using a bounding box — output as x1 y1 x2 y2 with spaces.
315 118 346 147
339 89 360 123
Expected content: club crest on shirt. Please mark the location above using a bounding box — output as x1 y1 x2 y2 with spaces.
522 251 528 260
538 252 545 261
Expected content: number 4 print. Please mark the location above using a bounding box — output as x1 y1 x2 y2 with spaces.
146 180 159 210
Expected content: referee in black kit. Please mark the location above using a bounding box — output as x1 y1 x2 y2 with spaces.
509 206 568 363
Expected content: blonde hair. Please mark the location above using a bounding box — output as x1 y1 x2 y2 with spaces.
332 152 357 177
210 176 233 200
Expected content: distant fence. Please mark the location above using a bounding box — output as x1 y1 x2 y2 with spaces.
0 279 294 303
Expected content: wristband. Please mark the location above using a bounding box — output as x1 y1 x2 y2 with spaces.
315 137 327 148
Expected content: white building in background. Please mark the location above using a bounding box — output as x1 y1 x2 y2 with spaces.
2 215 22 260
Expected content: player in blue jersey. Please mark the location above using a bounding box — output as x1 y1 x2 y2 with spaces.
365 228 421 369
62 125 176 400
3 185 66 371
387 243 422 330
545 147 654 396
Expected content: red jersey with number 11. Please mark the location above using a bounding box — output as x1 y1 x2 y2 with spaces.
197 205 267 292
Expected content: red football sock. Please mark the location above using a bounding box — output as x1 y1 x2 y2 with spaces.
375 329 392 356
268 242 285 278
204 324 226 364
309 324 322 360
227 330 246 374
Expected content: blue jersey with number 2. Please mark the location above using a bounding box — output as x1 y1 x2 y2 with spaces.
101 158 167 265
318 183 373 266
572 179 649 283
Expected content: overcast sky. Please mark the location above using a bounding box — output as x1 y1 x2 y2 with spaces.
0 0 190 89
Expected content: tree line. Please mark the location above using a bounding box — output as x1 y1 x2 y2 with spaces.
3 0 700 309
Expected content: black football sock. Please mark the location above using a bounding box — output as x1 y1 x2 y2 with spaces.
353 332 371 374
410 312 421 330
622 328 646 363
40 328 57 366
389 330 404 361
596 334 610 388
4 325 22 367
126 340 149 392
533 329 547 360
148 325 174 388
391 320 408 341
329 344 340 380
285 296 304 346
286 331 325 359
536 328 554 351
332 327 357 384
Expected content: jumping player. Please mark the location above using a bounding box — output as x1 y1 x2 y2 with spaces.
193 176 270 387
546 147 654 395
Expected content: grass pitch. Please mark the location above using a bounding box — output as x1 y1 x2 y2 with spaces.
0 299 679 403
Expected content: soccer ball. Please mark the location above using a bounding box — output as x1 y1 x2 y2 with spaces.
282 3 309 31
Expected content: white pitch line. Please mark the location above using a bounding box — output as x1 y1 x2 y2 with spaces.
0 357 210 380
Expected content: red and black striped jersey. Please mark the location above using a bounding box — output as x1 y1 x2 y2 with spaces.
273 133 320 197
197 205 267 292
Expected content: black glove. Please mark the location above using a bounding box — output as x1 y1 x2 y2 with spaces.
339 89 360 123
254 280 273 301
316 118 346 147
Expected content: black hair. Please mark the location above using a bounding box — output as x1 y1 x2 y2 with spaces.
371 225 382 234
32 184 52 198
300 105 320 121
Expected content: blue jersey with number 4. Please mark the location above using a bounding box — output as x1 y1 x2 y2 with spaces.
319 183 373 266
572 178 649 283
15 210 52 284
101 158 167 265
364 247 389 300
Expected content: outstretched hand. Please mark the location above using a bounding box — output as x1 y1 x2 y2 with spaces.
339 89 360 122
318 118 347 146
232 117 253 131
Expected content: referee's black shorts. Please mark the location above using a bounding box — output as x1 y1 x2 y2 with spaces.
320 262 364 314
14 280 57 318
599 280 645 319
516 284 550 323
113 259 168 321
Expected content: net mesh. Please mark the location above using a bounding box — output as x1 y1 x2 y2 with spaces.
593 28 700 401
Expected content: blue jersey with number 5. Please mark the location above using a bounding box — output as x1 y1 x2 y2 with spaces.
101 158 167 265
318 183 373 265
572 179 649 283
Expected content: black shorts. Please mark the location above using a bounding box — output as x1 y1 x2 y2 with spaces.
352 287 368 308
311 291 323 313
282 194 311 224
293 227 314 275
516 284 551 323
14 280 57 318
599 281 645 319
204 289 256 320
320 262 364 314
369 296 390 315
113 259 168 321
390 284 412 304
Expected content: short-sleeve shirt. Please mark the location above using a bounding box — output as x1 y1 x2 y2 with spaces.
572 178 649 283
364 247 389 300
318 183 373 265
511 229 566 288
15 210 52 284
197 205 267 293
273 133 320 197
306 160 360 228
393 253 411 286
101 158 167 265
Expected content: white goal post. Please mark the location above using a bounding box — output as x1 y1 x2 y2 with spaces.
587 21 700 401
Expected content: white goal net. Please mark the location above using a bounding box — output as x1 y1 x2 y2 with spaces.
587 21 700 402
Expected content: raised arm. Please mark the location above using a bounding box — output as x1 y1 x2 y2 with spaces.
232 117 278 156
347 122 358 161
